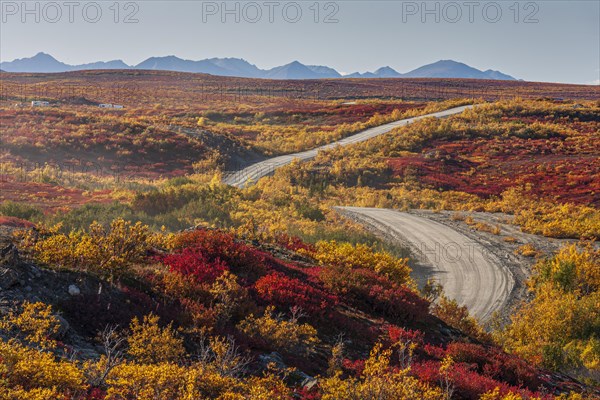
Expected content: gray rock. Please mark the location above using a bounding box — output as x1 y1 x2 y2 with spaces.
0 266 19 289
302 377 319 390
0 244 22 289
258 352 286 370
30 265 42 278
0 244 19 267
68 284 81 296
258 352 314 384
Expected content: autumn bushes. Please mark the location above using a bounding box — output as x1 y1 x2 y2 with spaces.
164 230 426 325
18 218 163 280
5 220 597 398
443 342 541 389
0 339 88 399
320 343 445 400
131 184 238 228
281 98 599 240
510 201 600 240
169 228 268 281
17 217 425 331
1 107 207 178
366 285 429 323
498 244 600 383
0 303 293 399
254 273 336 315
161 247 228 284
305 240 428 323
310 240 412 285
372 327 549 399
322 329 555 400
207 103 418 155
0 302 89 398
238 306 320 355
164 231 426 325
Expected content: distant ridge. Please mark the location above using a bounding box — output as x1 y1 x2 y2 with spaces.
402 60 516 80
0 53 518 81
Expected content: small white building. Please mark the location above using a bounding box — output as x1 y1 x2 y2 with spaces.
113 104 124 109
31 101 49 107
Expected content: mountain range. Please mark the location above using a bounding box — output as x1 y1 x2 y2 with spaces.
0 53 517 81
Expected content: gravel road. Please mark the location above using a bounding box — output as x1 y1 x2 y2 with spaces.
223 105 474 188
335 206 515 322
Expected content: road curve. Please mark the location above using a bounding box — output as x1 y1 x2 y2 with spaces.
223 105 474 188
335 207 514 322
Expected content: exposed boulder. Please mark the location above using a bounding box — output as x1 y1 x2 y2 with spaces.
68 284 81 296
0 244 23 290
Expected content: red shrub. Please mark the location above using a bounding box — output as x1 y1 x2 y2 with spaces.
385 325 424 346
86 388 107 400
445 342 542 389
423 344 446 359
178 298 218 329
412 361 508 399
0 216 36 228
342 358 366 376
320 263 429 322
294 387 322 400
412 360 548 400
275 233 316 254
172 229 267 280
254 272 336 315
160 247 228 283
367 285 430 323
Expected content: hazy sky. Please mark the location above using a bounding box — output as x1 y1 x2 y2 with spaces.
1 1 598 84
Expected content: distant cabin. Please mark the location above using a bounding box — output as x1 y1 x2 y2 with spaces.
31 101 49 107
113 105 124 109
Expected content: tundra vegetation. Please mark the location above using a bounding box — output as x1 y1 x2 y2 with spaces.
0 73 598 398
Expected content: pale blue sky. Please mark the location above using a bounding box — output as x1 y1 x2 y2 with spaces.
1 1 598 84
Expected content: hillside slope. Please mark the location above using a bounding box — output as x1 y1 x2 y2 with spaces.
0 223 594 399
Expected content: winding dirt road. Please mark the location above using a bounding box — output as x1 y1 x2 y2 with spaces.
220 103 514 321
335 207 515 322
223 105 474 188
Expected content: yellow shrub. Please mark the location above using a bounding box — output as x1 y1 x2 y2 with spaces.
505 196 600 240
236 374 292 400
563 338 600 371
106 362 239 400
480 388 586 400
0 302 60 349
499 284 600 370
237 306 319 355
514 243 539 258
311 240 412 286
127 313 185 364
431 296 490 343
533 244 600 294
320 343 443 400
106 361 291 400
506 243 600 375
210 271 248 324
0 339 86 398
480 388 536 400
22 218 156 279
